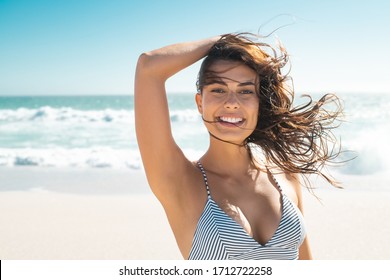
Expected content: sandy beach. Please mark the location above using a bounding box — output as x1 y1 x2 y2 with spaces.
1 167 389 260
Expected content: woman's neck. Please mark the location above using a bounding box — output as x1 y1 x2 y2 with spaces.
200 138 257 176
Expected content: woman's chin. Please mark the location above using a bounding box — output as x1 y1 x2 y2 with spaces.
208 131 250 146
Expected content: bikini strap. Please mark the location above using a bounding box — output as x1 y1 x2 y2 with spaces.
269 172 284 194
260 159 284 194
197 160 211 198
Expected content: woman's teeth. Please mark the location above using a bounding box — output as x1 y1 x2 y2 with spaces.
219 117 243 123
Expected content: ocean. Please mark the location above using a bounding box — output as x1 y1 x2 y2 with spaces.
1 93 389 177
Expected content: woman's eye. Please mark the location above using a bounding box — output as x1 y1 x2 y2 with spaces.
240 89 254 94
211 88 225 93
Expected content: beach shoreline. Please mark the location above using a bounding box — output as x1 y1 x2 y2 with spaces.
1 167 389 260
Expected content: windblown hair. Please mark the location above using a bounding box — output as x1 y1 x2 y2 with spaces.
197 33 344 188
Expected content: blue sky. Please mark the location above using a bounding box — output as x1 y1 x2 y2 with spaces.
0 0 389 95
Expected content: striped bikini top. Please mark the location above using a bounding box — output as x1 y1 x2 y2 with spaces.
188 161 306 260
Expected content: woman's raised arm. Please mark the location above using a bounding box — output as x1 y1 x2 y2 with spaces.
134 36 220 200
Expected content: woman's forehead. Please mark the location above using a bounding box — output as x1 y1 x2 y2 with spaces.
206 60 257 83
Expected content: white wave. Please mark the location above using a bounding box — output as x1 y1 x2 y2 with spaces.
0 107 200 124
0 147 206 169
338 125 390 175
1 136 388 176
0 148 142 169
170 109 201 122
0 107 133 123
342 94 390 122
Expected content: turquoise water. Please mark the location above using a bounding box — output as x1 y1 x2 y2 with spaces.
0 94 206 168
1 93 389 174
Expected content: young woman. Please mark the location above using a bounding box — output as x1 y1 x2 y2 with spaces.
134 33 342 260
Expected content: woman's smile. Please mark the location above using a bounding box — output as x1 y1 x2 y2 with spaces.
216 115 246 127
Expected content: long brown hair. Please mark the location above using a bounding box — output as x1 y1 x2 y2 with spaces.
197 33 344 188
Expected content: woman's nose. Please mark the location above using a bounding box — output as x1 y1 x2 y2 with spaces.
224 92 240 109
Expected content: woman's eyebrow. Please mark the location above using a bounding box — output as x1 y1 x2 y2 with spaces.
237 81 256 87
205 80 227 86
206 80 256 86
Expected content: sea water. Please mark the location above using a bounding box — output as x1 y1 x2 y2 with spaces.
0 93 389 176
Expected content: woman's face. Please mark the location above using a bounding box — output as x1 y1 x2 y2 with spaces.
196 60 259 145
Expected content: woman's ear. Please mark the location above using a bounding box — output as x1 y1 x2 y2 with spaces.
195 93 202 114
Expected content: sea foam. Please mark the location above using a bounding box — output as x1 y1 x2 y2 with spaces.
0 148 142 169
0 107 200 124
